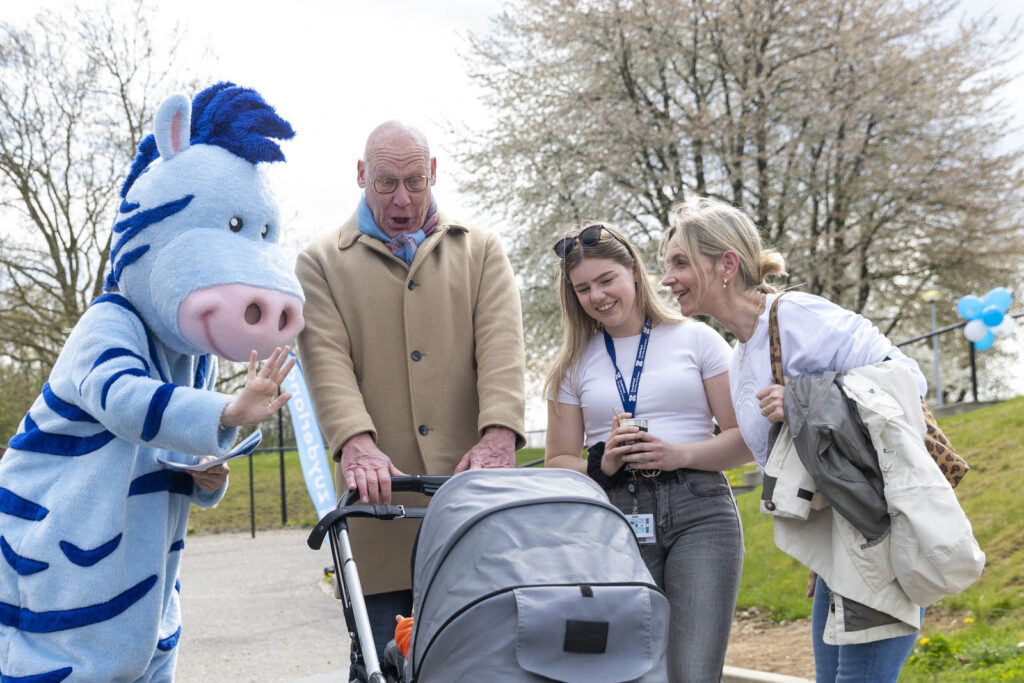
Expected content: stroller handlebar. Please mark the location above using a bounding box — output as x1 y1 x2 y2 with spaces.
306 475 451 550
389 474 451 496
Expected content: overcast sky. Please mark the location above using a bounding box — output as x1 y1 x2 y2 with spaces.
5 0 1020 250
4 0 1022 426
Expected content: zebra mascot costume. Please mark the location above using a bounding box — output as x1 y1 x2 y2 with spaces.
0 83 305 681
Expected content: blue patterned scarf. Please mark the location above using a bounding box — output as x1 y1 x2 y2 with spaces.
357 195 439 265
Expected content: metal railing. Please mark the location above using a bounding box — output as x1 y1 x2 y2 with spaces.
894 311 1023 404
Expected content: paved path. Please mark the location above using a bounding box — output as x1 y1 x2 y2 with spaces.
178 528 349 682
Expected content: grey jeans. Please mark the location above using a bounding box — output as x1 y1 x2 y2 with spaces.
608 469 744 683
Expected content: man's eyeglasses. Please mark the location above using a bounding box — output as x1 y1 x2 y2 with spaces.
372 175 430 194
553 224 627 258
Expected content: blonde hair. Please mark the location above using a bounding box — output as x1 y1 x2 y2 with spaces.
544 222 680 405
664 196 787 294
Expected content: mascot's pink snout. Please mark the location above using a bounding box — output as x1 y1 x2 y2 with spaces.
178 283 304 361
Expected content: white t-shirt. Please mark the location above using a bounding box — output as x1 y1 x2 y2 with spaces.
553 319 731 447
730 291 928 468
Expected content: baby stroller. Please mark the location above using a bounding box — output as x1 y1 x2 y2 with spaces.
308 468 669 682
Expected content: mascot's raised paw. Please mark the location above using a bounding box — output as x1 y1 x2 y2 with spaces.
0 82 304 682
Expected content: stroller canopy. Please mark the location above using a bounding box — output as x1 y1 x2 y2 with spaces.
408 468 668 682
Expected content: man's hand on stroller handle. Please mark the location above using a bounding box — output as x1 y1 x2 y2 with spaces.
453 426 516 473
341 433 407 504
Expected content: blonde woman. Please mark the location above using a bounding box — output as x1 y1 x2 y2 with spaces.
661 196 928 683
544 222 750 682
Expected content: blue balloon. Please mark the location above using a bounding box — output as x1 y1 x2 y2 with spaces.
957 295 985 320
983 287 1013 314
980 305 1004 327
974 331 995 351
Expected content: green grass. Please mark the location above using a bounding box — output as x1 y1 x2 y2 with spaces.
188 449 320 534
896 396 1024 680
517 447 545 467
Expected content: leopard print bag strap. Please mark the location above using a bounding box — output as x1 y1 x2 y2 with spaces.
768 294 785 386
920 400 969 488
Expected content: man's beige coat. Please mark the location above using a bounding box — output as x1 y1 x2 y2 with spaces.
296 210 526 594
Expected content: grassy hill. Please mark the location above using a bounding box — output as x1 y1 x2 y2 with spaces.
897 396 1024 680
189 398 1024 679
730 396 1024 681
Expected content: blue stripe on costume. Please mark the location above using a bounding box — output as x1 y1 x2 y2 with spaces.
41 384 97 423
119 199 140 213
156 625 181 651
88 294 168 382
0 489 48 521
90 348 151 374
0 537 49 576
168 539 184 553
8 414 115 457
128 471 194 497
110 196 193 263
146 334 168 383
59 534 122 567
90 293 140 316
0 575 157 633
193 354 209 389
110 246 150 285
0 664 73 682
141 384 176 441
99 368 150 410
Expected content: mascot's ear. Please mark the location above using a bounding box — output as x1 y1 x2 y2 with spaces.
154 94 191 160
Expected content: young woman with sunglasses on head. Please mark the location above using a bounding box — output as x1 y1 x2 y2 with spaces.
543 222 752 682
662 197 930 683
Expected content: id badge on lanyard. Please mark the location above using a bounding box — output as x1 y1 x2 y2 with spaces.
604 317 656 543
624 473 656 543
627 512 656 544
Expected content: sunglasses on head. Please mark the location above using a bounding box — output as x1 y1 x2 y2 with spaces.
552 224 627 258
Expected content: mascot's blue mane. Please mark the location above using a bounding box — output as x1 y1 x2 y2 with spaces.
121 81 294 198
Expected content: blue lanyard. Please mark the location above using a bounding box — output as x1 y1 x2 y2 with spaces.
602 317 652 416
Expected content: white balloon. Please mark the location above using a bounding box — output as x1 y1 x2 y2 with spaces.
992 316 1017 337
964 319 989 342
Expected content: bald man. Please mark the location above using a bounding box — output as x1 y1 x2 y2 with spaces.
295 121 525 670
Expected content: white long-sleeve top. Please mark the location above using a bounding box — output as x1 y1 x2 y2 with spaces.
730 292 927 468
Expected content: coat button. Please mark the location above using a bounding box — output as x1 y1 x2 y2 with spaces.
764 501 776 511
411 350 422 361
408 280 417 290
418 425 429 436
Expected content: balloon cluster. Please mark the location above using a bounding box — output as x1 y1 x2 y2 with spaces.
957 287 1015 351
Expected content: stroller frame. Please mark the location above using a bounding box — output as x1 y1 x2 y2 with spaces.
307 476 449 683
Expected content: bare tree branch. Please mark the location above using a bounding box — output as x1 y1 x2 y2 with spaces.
453 0 1024 399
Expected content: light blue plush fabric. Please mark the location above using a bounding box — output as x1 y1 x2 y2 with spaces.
0 83 302 682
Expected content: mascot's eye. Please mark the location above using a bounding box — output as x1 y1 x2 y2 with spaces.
229 217 244 232
261 225 269 238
